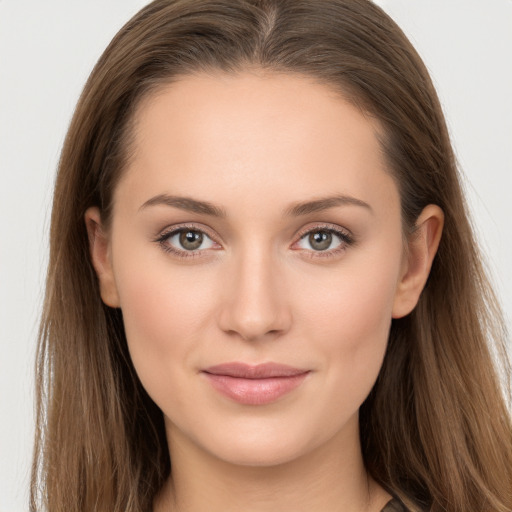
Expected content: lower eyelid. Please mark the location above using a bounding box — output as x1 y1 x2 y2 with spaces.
161 245 206 258
299 246 348 261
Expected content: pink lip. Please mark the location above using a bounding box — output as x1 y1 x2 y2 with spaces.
202 362 310 405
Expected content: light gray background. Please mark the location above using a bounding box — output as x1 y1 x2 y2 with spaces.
1 1 511 510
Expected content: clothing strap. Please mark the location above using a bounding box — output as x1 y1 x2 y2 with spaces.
380 498 408 512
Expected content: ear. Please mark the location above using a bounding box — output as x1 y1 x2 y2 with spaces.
84 207 120 308
392 204 444 318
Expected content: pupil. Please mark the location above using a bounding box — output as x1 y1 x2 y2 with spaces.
309 231 332 251
180 230 203 250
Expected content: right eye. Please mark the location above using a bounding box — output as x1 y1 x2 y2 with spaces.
156 226 220 258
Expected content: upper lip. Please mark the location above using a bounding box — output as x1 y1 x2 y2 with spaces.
203 362 309 379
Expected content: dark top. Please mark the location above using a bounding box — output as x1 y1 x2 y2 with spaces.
381 498 408 511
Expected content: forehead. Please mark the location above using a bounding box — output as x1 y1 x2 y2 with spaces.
116 71 397 217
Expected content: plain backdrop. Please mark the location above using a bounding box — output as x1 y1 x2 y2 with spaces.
1 1 511 510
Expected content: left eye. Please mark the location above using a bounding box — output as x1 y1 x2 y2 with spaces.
165 229 216 251
296 229 347 252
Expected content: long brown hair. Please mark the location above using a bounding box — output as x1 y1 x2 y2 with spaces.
31 1 512 511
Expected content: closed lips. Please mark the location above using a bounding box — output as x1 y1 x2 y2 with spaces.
202 362 310 378
202 363 311 405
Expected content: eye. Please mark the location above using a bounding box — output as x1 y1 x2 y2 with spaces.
294 225 354 257
156 226 219 257
169 229 215 251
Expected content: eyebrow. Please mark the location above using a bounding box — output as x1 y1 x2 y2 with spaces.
139 194 227 217
139 193 373 218
284 194 373 217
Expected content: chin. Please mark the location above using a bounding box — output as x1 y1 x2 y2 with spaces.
210 438 311 468
191 415 344 469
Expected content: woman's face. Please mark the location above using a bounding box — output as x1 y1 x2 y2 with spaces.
88 71 430 467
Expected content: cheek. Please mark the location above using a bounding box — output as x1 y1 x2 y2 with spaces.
317 269 396 342
302 243 400 333
298 247 402 394
119 268 208 344
111 247 217 402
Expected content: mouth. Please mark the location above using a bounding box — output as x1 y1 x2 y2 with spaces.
202 362 310 405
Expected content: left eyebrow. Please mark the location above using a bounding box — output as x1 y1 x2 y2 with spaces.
284 194 373 217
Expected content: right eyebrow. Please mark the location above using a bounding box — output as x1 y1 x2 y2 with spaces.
138 194 227 218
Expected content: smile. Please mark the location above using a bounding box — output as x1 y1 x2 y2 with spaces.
202 362 310 405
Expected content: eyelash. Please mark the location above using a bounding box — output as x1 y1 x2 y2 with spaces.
154 223 355 260
294 224 355 259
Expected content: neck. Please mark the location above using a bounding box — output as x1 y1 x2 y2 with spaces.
154 415 391 512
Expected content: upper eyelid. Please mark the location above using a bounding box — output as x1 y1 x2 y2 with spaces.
157 223 219 241
295 222 352 239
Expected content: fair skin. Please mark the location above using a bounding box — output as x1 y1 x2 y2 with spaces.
86 71 443 512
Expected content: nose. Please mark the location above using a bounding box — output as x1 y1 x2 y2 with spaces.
217 246 292 342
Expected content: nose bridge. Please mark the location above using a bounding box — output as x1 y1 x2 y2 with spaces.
218 241 290 341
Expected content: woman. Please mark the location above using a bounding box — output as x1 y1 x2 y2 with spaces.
31 1 512 511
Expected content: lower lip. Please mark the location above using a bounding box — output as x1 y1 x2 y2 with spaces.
203 372 309 405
